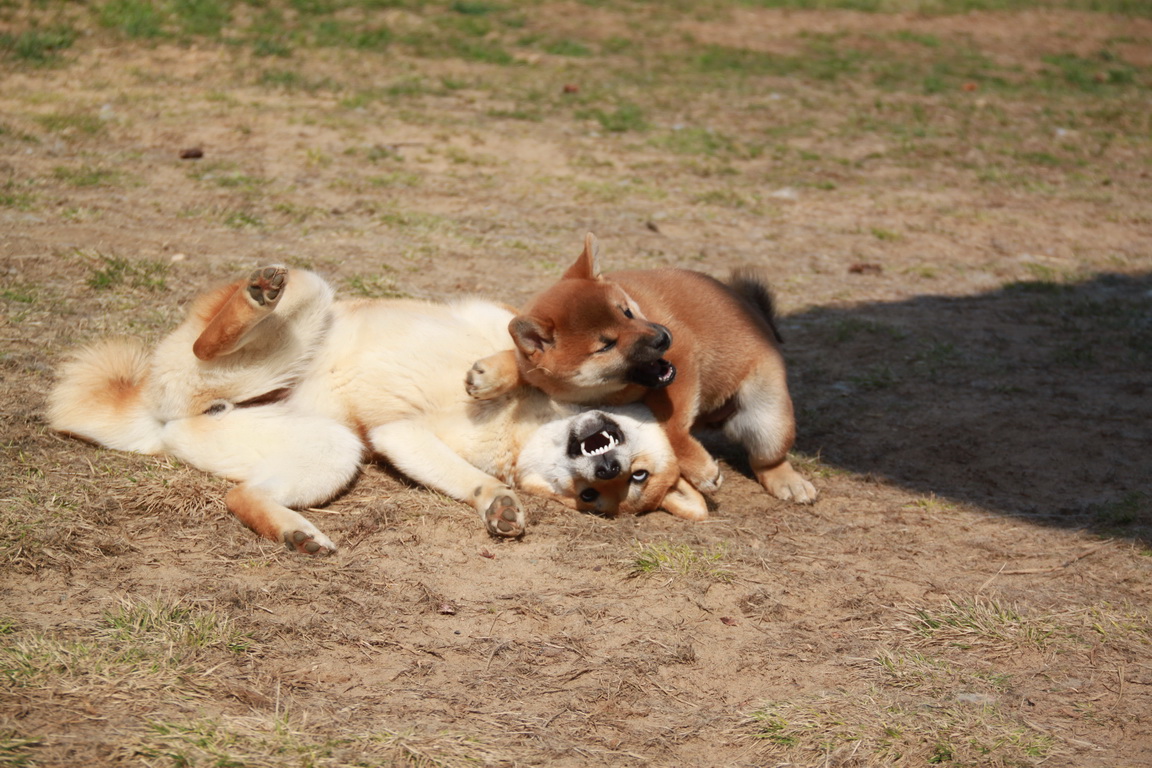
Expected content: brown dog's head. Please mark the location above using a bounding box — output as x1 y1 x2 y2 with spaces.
509 233 675 404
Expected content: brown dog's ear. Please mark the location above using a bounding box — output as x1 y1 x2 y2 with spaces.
660 477 709 521
561 232 602 281
509 316 554 356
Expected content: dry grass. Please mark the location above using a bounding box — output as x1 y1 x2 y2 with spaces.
2 1 1151 766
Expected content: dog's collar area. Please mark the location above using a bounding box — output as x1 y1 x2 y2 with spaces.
204 387 293 415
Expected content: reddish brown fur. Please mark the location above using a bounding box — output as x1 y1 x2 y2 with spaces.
191 280 263 361
498 234 814 503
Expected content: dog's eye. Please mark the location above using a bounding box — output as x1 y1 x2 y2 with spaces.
596 338 617 353
630 469 649 483
622 307 634 319
579 488 600 502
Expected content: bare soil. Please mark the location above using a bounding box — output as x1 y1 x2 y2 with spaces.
1 4 1150 767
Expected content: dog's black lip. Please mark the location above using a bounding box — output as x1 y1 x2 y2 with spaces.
628 358 676 389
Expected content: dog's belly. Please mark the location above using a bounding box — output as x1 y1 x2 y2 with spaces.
293 297 553 480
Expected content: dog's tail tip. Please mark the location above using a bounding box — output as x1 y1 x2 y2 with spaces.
47 338 163 453
727 266 784 344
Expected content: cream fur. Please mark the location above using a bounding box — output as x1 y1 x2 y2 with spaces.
48 269 700 553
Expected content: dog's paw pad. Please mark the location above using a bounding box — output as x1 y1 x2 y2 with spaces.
485 494 525 538
284 528 336 556
465 362 503 400
247 266 287 307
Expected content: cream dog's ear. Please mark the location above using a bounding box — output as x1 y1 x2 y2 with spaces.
660 477 709 521
561 232 603 281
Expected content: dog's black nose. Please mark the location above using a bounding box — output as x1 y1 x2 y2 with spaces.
595 458 621 480
649 323 672 353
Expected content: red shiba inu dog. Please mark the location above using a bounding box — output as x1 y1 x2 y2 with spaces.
466 234 816 517
48 266 706 554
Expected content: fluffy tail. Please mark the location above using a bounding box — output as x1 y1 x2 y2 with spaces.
728 266 784 344
46 339 164 454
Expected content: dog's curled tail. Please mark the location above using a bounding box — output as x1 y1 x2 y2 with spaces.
728 266 784 344
47 339 164 454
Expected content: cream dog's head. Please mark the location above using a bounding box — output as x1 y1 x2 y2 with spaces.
515 405 707 521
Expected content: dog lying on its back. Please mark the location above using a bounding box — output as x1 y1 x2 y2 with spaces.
466 234 817 515
49 266 706 553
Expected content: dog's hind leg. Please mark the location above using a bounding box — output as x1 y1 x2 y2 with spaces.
368 421 526 538
162 404 364 553
722 362 817 504
225 484 339 555
192 266 287 361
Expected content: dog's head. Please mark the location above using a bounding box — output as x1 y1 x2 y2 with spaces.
509 233 676 404
516 406 707 521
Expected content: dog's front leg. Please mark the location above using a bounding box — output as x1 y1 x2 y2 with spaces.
192 266 286 360
368 421 526 537
465 349 524 400
645 388 723 494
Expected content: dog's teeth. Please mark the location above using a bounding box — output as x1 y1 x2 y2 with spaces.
581 430 619 457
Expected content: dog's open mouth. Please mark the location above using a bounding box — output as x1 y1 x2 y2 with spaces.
568 414 625 458
580 428 620 457
628 358 676 389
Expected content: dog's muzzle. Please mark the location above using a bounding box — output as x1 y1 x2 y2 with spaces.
625 323 676 389
627 358 676 389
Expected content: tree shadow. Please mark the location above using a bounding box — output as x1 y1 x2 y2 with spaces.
779 271 1152 545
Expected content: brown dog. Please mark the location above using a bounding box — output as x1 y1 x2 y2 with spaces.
466 234 816 517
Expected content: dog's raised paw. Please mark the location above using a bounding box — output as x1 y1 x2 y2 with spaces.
247 266 287 308
465 361 503 400
284 528 337 555
485 494 525 538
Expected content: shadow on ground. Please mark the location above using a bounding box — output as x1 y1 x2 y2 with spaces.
781 272 1151 544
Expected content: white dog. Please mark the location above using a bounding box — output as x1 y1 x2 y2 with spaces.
48 266 706 554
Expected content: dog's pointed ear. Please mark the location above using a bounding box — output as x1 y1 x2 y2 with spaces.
509 316 554 357
660 477 709 521
562 232 602 281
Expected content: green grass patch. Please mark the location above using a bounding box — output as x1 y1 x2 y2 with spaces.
344 274 411 299
543 38 592 57
651 126 741 157
223 209 265 229
695 40 862 81
85 253 170 291
0 728 42 765
0 25 76 65
630 540 733 582
102 597 255 654
0 182 35 210
749 689 1053 766
582 101 648 133
903 598 1063 649
34 113 105 138
52 165 120 188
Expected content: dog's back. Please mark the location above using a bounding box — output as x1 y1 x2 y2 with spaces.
607 267 783 412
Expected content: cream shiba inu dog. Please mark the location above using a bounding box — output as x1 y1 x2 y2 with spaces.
48 266 706 554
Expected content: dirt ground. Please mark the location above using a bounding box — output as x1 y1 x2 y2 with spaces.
2 2 1150 766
